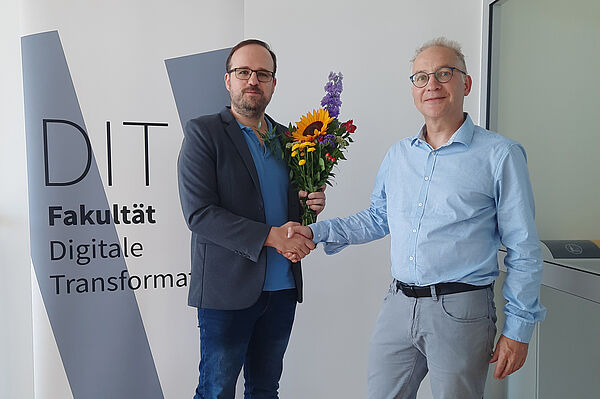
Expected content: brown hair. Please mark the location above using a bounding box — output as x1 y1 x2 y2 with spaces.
226 39 277 75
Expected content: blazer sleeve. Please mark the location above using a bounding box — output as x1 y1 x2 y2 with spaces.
177 117 271 262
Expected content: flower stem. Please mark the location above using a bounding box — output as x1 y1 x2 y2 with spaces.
302 207 316 226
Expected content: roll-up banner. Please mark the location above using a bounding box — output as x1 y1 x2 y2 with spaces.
21 2 243 397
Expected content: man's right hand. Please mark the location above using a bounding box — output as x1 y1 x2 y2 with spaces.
265 221 315 262
279 225 315 262
287 225 313 240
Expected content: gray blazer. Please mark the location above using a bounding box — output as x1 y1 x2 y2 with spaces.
178 107 303 310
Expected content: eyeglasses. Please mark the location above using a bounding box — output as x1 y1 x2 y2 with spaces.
409 67 467 88
227 68 275 83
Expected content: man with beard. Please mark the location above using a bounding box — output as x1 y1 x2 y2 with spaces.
178 39 324 398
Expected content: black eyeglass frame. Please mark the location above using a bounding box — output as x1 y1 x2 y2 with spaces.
227 67 275 83
409 66 467 88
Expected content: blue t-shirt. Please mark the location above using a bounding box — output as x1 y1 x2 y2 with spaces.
238 119 295 291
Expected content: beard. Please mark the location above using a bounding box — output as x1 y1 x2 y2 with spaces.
230 87 272 119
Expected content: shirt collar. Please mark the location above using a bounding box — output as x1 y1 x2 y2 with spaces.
411 113 475 148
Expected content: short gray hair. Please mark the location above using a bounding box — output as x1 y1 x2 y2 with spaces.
411 37 467 73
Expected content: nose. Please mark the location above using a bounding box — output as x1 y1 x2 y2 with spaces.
425 75 442 90
247 71 260 85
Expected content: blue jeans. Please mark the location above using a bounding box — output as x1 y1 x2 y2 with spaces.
193 289 297 399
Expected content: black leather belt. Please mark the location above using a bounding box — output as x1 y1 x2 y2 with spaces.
395 280 492 298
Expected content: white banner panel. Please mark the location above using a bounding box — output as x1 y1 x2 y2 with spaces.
19 1 486 398
20 1 243 398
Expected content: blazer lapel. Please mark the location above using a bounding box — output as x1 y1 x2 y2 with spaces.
220 108 262 195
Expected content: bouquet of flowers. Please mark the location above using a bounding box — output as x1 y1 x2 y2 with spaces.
264 72 357 225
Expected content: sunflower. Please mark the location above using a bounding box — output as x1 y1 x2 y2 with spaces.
292 108 334 142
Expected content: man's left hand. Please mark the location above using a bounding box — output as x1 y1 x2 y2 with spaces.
298 186 326 215
489 334 529 379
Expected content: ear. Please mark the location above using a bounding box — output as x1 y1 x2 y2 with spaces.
272 76 277 91
463 74 472 96
224 72 231 92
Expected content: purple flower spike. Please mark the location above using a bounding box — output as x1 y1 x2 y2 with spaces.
321 72 343 118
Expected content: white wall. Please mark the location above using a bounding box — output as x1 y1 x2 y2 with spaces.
245 1 483 398
0 0 34 398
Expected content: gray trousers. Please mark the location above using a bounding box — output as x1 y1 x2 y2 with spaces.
367 282 497 399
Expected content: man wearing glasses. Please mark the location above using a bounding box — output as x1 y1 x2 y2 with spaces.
178 39 324 398
287 38 545 398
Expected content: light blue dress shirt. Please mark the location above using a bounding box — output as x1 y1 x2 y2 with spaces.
310 115 546 342
238 120 295 291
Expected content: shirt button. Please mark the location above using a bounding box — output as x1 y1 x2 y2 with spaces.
418 203 423 207
424 176 429 181
409 256 414 261
412 229 417 233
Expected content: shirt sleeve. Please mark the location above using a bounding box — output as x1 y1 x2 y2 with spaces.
310 151 391 254
495 144 547 342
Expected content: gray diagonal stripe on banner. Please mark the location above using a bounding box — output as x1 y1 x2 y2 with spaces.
165 47 231 129
22 30 163 399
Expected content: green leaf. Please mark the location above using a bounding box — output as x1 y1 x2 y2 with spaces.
319 157 325 170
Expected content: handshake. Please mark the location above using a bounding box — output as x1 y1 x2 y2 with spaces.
263 188 325 262
265 221 315 263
